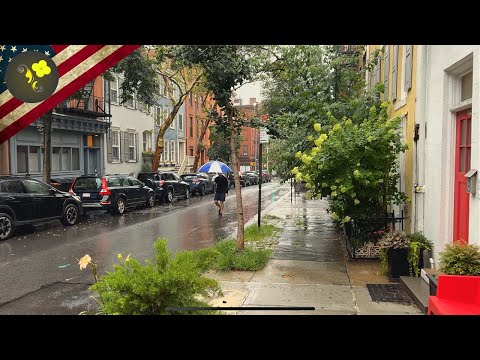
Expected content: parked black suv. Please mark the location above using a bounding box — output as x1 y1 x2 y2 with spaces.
137 172 190 203
0 176 82 240
70 175 155 215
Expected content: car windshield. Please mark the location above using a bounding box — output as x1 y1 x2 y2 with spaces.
74 177 101 190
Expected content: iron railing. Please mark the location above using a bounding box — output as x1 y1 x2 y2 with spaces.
343 210 407 259
56 96 111 121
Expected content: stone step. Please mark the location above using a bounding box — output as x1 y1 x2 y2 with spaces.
400 276 430 314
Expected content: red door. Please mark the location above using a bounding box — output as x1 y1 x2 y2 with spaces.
453 110 471 244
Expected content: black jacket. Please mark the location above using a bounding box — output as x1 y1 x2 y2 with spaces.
214 175 229 193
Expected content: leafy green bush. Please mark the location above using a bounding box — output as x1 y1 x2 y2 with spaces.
407 232 433 277
439 242 480 276
191 240 272 272
141 162 152 172
90 239 221 315
244 223 280 242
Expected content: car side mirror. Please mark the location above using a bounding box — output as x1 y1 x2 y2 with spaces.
49 189 57 195
140 182 145 187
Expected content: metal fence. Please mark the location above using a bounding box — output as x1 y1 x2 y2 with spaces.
343 210 407 259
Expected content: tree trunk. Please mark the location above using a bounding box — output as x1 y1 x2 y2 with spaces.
42 109 53 184
192 117 211 172
227 106 244 250
152 101 183 171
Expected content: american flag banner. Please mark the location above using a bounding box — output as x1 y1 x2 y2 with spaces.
0 45 140 144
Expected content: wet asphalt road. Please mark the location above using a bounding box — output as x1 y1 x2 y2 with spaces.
0 182 287 306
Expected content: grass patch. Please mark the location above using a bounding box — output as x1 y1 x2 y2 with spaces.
244 222 281 242
191 240 272 272
263 214 281 220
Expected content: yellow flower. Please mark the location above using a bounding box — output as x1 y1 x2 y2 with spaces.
354 199 360 205
345 119 352 125
320 134 328 141
295 151 302 158
117 253 123 260
307 135 314 141
343 216 351 223
31 60 51 78
322 182 328 188
353 170 360 177
311 147 320 156
330 185 337 190
314 123 322 132
331 191 337 197
79 254 91 270
291 167 299 175
340 186 347 193
333 123 341 131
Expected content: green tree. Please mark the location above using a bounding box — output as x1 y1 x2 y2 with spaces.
178 45 277 250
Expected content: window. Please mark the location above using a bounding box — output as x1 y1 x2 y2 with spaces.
461 72 473 101
110 78 118 103
170 140 175 163
189 147 194 156
16 145 28 173
4 180 26 193
178 113 183 131
112 130 120 161
128 132 135 161
62 148 71 170
189 116 193 137
143 130 151 152
72 148 80 170
155 106 162 126
16 145 42 174
127 176 142 186
23 179 51 194
189 92 193 106
164 141 169 162
52 147 61 171
243 145 248 156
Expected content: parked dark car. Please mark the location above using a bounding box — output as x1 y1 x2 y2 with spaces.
69 175 155 215
180 173 215 196
0 176 82 240
137 172 190 203
244 171 259 185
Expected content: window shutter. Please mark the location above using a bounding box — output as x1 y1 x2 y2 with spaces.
405 45 413 91
392 45 398 101
124 131 129 162
107 129 113 163
120 131 124 162
383 46 390 101
135 132 139 162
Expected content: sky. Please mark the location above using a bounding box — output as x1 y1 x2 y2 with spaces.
235 80 264 104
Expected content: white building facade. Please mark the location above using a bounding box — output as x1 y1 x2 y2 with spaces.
104 76 154 176
415 45 479 261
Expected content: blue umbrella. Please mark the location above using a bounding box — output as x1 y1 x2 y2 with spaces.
198 160 233 173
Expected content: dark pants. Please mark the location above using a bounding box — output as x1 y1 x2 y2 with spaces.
214 192 226 201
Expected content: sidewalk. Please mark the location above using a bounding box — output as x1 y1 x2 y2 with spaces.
207 185 422 315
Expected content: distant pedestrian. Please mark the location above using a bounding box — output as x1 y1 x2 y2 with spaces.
214 172 229 216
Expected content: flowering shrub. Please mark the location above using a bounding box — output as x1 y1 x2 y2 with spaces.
293 102 408 224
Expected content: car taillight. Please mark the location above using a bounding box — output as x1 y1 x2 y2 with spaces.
193 179 200 183
99 178 111 196
69 180 76 195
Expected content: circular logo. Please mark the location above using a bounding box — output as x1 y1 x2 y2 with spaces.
5 51 59 103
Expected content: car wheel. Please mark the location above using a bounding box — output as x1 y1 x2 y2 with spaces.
0 213 14 240
147 192 155 208
184 188 190 200
165 189 173 203
200 185 206 196
60 204 79 226
116 197 126 214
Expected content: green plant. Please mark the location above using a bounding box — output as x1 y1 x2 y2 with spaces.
191 240 272 272
89 239 221 315
141 162 152 172
439 242 480 276
142 150 155 156
378 231 410 275
407 232 433 276
244 223 280 242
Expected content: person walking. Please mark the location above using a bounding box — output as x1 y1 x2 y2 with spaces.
214 172 229 215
